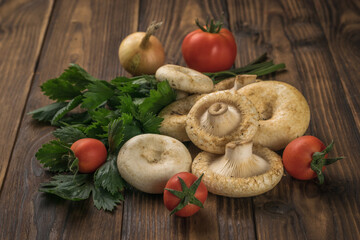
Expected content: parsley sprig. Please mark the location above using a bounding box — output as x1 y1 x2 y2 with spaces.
30 64 176 211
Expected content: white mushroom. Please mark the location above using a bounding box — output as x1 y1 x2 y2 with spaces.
191 140 284 197
155 64 214 94
214 74 258 92
174 90 189 100
117 134 192 194
237 81 310 150
186 91 259 154
158 94 204 142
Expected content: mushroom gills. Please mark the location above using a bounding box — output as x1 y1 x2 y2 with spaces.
209 141 270 178
199 102 241 137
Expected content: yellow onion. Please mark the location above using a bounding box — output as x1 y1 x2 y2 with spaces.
119 22 165 76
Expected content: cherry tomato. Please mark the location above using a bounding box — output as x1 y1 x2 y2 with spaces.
181 19 237 73
282 136 342 184
163 172 208 217
71 138 107 173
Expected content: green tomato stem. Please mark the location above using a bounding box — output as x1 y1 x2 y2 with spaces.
310 140 344 184
196 18 223 33
165 173 205 216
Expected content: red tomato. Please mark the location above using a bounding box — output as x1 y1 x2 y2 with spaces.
182 21 237 72
282 135 343 185
71 138 107 173
164 172 208 217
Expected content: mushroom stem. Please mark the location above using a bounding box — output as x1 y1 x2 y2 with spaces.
209 141 270 178
200 103 241 136
208 103 228 116
230 75 257 93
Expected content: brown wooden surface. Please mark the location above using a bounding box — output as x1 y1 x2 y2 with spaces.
0 0 359 239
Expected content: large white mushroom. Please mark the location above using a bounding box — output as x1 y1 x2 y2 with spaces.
185 91 259 154
155 64 214 94
237 81 310 150
158 94 204 141
117 134 192 194
214 74 258 92
191 140 284 197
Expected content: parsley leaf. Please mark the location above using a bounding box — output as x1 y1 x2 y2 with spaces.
111 75 157 98
94 155 125 195
83 121 106 140
118 95 138 116
41 78 83 102
29 102 67 122
40 64 97 101
121 113 142 143
35 140 74 172
52 126 86 144
138 112 163 133
82 80 115 110
39 174 93 201
92 185 123 211
107 118 124 153
89 108 120 126
138 81 176 115
51 95 84 125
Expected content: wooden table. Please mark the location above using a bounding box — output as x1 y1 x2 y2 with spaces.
1 0 359 239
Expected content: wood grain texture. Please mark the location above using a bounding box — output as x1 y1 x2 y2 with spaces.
312 0 360 131
0 0 139 239
0 0 54 190
226 0 360 239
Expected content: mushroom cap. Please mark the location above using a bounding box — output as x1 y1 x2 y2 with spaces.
191 144 284 197
158 94 204 142
237 81 310 150
155 64 214 93
186 91 259 154
117 134 192 194
214 75 258 92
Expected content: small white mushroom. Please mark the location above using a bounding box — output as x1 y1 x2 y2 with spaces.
191 140 284 197
155 64 214 93
158 94 204 142
186 91 259 154
237 81 310 150
117 134 192 194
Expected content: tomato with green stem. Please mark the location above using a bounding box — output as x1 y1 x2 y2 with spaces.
71 138 107 173
182 18 237 73
163 172 208 217
282 136 343 184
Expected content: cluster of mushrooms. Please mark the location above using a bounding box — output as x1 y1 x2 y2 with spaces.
117 64 310 197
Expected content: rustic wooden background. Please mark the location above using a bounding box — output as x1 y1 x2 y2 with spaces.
0 0 359 239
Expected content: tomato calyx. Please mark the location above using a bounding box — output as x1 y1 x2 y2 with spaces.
195 18 223 33
310 141 344 184
164 173 205 215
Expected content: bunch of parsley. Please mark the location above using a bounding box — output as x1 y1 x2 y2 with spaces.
29 64 176 211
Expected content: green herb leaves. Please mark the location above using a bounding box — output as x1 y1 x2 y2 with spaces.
39 174 93 201
35 140 74 173
31 63 176 211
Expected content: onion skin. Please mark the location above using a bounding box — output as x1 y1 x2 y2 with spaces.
119 32 165 76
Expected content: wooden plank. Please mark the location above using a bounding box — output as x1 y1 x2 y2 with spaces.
226 0 360 239
312 0 360 130
0 0 139 239
225 1 305 240
0 0 54 190
119 0 256 239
